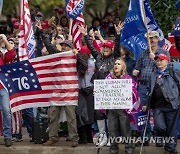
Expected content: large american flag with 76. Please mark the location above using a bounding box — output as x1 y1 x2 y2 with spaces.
0 51 79 113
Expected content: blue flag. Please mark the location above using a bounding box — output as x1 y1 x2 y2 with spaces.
171 17 180 36
133 111 148 132
176 0 180 9
65 0 84 19
121 0 165 60
120 0 148 60
144 0 165 47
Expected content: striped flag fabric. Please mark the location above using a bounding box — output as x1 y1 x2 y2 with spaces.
18 0 36 61
0 51 78 113
0 110 22 136
72 13 85 49
12 111 22 134
13 0 35 136
162 39 172 51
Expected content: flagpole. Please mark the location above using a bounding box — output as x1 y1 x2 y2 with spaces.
68 18 73 41
0 0 3 16
141 0 152 53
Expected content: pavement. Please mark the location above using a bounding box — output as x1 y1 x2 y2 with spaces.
0 128 179 154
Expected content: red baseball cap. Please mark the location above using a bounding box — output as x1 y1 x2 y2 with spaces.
103 40 114 49
42 20 51 29
155 53 170 61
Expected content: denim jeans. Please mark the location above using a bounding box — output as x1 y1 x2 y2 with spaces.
22 108 34 137
153 104 179 153
0 89 12 139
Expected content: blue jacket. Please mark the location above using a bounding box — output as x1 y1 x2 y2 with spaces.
147 66 180 109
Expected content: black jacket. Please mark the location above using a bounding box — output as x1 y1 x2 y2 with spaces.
84 34 121 79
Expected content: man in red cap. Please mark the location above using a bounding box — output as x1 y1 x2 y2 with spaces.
147 51 180 154
78 23 123 79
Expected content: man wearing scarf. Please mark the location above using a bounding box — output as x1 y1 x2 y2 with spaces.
147 52 180 154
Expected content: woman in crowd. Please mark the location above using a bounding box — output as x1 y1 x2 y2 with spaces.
120 46 136 78
106 58 136 154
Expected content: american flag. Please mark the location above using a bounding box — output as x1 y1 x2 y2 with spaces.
72 13 85 49
0 51 78 113
0 110 22 136
65 0 85 49
162 39 172 51
12 111 22 134
12 0 36 136
18 0 36 61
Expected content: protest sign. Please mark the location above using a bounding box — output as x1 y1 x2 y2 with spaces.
94 79 132 109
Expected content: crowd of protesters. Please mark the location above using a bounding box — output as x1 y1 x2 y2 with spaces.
0 5 179 154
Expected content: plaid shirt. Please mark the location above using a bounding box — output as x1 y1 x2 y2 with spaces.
135 48 170 83
135 48 167 83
